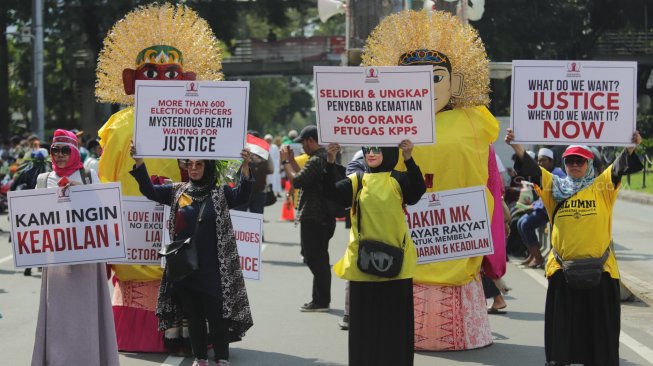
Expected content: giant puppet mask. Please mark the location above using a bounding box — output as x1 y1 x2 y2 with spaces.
362 10 490 114
122 45 196 95
96 3 223 106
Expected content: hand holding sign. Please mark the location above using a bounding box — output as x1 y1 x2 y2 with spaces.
399 139 414 161
326 143 341 164
240 148 252 179
130 141 144 167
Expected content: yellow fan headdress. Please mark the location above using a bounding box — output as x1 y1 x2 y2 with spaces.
95 3 223 105
362 10 490 109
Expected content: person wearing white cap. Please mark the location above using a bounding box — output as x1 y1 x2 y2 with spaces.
505 128 643 366
515 148 566 268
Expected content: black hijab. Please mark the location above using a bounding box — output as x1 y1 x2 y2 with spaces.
186 159 218 201
366 147 399 173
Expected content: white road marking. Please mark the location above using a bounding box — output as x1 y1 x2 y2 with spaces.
0 254 13 264
160 355 184 366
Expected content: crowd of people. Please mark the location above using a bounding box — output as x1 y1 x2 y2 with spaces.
3 5 646 366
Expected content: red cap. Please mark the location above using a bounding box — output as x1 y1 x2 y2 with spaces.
562 145 593 160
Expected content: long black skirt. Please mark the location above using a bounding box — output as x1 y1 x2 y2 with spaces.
545 271 620 366
349 278 414 366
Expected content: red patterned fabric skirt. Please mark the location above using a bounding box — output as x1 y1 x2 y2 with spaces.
112 279 167 352
414 278 492 351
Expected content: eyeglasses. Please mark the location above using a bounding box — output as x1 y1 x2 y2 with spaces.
362 146 382 155
180 160 205 169
50 146 71 156
564 156 587 166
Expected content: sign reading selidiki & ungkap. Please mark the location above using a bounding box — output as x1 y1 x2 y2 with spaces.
511 60 636 146
8 183 126 268
405 186 493 264
134 80 249 159
314 66 435 146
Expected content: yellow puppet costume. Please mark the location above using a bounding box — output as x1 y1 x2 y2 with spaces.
95 3 223 352
363 10 498 351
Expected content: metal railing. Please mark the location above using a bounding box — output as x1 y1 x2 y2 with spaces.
596 32 653 56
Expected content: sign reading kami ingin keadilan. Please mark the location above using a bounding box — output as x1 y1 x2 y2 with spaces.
8 183 126 268
405 186 493 264
314 66 435 146
134 80 250 159
511 60 637 146
111 196 165 265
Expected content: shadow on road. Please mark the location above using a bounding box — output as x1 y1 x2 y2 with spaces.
231 348 346 366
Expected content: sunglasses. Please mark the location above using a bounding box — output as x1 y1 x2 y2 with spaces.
362 146 382 155
564 156 587 166
180 160 205 169
50 146 71 156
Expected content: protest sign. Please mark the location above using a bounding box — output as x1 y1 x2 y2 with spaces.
134 80 249 159
161 207 262 280
230 210 263 280
8 183 126 268
314 66 435 146
111 196 165 265
405 186 493 264
511 60 637 146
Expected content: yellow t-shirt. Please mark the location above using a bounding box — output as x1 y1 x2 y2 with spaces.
537 166 620 279
395 106 499 285
292 153 309 208
334 172 417 281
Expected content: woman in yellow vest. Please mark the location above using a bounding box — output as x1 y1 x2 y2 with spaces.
323 140 426 366
506 128 643 366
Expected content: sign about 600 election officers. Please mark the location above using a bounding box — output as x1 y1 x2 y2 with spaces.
511 60 637 146
134 80 249 159
405 186 493 264
112 196 165 265
8 183 126 268
314 66 435 146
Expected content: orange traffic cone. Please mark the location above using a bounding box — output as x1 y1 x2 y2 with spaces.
280 181 295 221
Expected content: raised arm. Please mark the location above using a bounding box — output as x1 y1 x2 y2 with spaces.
610 131 644 187
504 128 542 186
398 139 426 205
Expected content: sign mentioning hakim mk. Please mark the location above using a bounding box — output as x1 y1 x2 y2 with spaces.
405 186 493 264
511 60 637 146
134 80 250 159
8 183 126 268
314 66 435 146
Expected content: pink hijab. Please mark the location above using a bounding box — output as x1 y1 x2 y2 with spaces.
51 129 84 177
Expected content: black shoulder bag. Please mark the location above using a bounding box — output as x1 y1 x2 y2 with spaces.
550 199 610 290
354 172 405 278
158 199 208 282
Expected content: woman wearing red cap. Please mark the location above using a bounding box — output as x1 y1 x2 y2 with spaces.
32 129 119 366
505 128 643 366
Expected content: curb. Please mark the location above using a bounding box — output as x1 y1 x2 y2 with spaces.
618 189 653 206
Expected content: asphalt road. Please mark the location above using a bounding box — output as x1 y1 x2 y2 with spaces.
1 197 653 365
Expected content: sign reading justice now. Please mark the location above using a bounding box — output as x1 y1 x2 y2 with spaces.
134 80 250 159
314 66 435 146
511 60 637 146
8 183 126 268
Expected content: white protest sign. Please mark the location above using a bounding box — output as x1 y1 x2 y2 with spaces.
8 183 126 268
111 196 165 265
161 207 262 280
511 60 637 146
230 210 263 280
314 66 435 146
405 186 493 264
134 80 249 159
